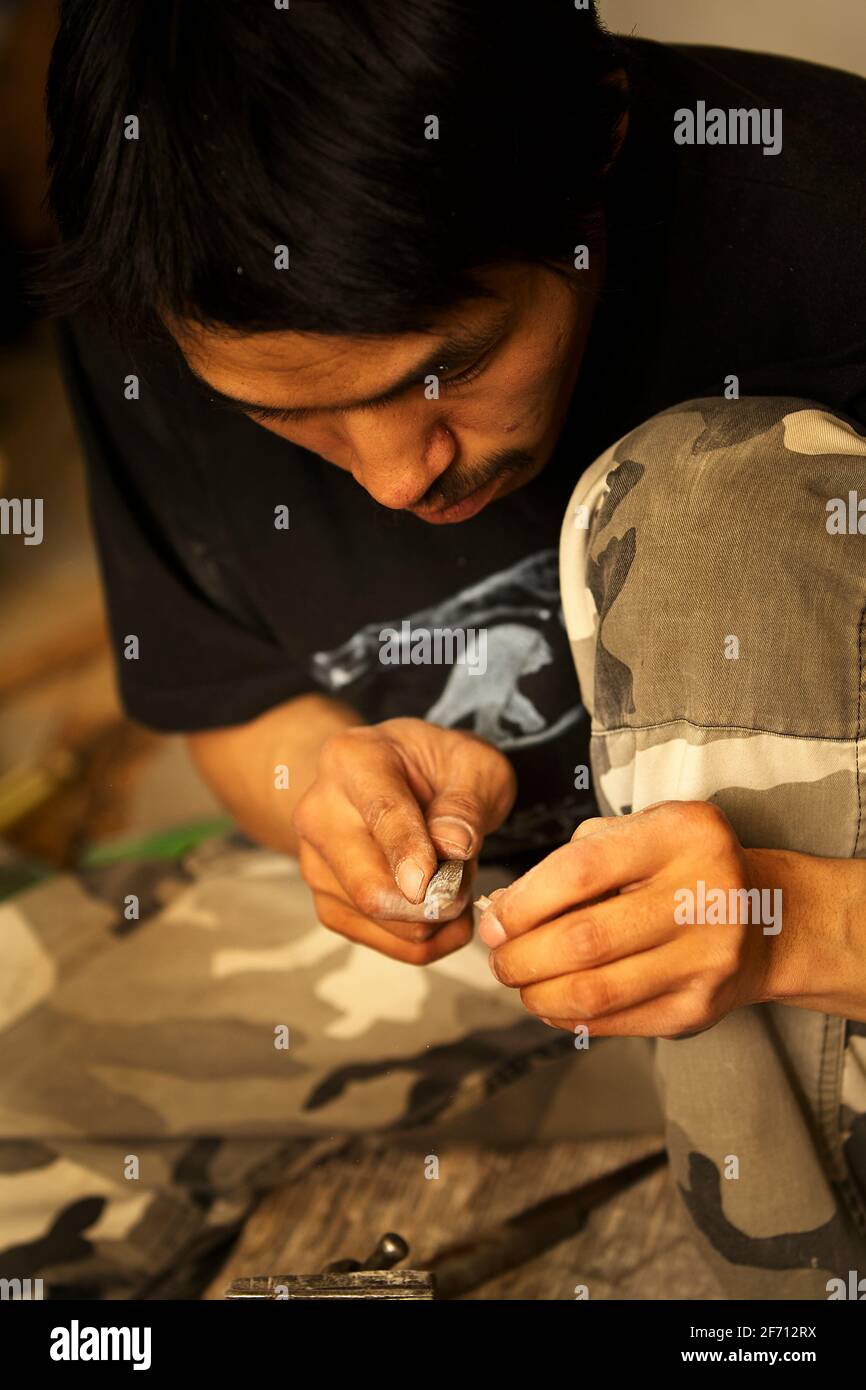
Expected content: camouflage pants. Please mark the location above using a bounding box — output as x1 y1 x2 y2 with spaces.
560 395 866 1298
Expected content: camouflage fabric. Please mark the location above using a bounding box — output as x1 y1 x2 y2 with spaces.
0 838 660 1299
560 396 866 1298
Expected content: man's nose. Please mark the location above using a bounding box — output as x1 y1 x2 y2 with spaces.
343 412 457 510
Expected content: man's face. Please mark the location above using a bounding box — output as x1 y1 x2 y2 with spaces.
175 262 599 524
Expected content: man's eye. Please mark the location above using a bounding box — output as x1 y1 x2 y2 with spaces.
244 348 495 427
249 404 313 424
440 351 492 390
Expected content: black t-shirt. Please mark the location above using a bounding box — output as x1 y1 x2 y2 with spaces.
60 39 866 865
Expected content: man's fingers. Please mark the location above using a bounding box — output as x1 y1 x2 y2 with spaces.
313 891 475 964
482 803 722 941
517 944 682 1022
570 816 617 842
299 839 451 932
489 886 680 987
311 888 437 944
295 800 432 923
331 735 439 903
537 991 688 1038
311 724 518 912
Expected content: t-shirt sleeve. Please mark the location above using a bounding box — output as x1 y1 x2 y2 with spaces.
58 317 319 732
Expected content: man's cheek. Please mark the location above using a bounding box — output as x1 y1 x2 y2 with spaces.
499 370 555 432
452 385 549 441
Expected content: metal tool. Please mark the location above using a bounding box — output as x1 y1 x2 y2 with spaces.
225 1232 432 1300
422 858 465 920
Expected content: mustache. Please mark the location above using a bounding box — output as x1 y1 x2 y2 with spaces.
414 447 535 511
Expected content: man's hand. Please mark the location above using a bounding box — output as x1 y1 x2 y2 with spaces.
293 718 516 963
479 801 789 1037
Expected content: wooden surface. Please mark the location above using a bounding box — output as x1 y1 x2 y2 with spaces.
207 1137 726 1301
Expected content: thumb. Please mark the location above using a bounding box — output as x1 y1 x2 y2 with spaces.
426 797 480 860
426 752 516 861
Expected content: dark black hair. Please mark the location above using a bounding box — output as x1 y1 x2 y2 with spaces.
39 0 627 340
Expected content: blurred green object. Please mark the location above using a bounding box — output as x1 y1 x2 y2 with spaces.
81 818 234 867
0 818 234 901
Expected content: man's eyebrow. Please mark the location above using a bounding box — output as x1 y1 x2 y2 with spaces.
187 314 510 419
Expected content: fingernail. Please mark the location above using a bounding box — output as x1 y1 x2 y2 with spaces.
429 816 474 857
540 1017 553 1027
396 859 426 904
487 951 500 980
478 911 506 947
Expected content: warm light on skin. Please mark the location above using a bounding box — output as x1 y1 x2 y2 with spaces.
172 260 603 522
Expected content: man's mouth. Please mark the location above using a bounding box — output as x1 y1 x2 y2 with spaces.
408 450 536 525
409 473 504 525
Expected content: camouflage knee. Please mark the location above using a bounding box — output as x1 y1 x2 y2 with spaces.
561 395 866 852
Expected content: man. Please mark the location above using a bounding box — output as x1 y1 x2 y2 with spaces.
4 0 865 1297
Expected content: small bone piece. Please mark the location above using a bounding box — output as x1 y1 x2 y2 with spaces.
474 895 494 914
423 859 465 920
